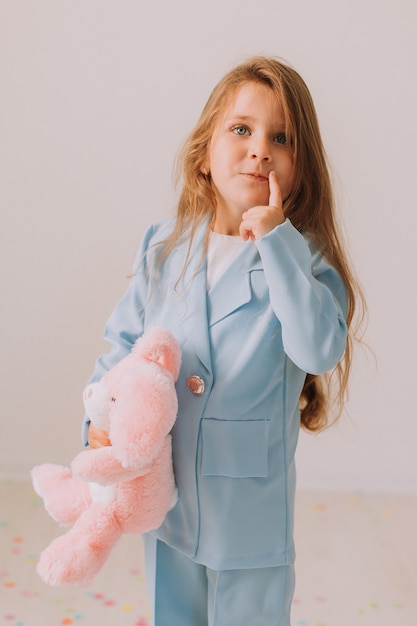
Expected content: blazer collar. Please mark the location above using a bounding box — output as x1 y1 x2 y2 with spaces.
172 221 263 371
207 241 262 326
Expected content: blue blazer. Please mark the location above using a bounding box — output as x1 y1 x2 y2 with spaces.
84 218 347 571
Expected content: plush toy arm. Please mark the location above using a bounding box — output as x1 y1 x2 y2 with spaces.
71 447 151 486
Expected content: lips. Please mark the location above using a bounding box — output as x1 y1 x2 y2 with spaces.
242 172 269 181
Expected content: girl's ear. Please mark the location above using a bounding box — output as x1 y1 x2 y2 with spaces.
201 153 210 176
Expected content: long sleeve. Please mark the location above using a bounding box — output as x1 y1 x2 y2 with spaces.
256 219 348 375
81 224 157 444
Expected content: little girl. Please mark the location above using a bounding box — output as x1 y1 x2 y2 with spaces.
84 56 362 626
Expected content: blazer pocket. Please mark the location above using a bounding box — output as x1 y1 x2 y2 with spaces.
200 418 270 478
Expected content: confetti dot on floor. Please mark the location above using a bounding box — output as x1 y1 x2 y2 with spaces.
61 619 73 625
121 604 134 612
25 555 36 564
4 581 16 588
314 595 327 603
20 589 40 598
311 503 327 512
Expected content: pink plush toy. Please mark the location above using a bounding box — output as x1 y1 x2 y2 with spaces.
31 327 181 586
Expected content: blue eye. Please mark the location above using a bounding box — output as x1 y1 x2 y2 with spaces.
274 133 287 144
232 125 250 136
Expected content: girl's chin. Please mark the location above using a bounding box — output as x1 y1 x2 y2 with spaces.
242 194 269 208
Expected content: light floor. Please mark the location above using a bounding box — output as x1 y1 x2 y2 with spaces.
1 481 416 626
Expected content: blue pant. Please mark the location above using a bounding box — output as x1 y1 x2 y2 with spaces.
143 536 295 626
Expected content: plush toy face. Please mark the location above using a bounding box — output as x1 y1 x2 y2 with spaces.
83 383 112 431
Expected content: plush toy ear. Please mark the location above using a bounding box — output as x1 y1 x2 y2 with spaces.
132 327 181 381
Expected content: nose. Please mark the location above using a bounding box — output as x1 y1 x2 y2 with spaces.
247 135 272 162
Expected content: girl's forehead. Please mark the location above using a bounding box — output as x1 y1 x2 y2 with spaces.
218 81 285 121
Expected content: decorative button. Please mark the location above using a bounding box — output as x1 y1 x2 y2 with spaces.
187 375 205 395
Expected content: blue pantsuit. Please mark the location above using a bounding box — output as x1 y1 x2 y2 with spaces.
83 217 347 623
143 535 295 626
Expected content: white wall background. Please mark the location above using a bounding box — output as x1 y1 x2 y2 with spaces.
1 0 416 492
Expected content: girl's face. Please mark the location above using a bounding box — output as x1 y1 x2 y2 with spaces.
207 81 294 234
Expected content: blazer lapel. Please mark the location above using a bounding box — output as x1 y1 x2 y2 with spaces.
207 242 263 326
168 224 264 368
172 222 212 373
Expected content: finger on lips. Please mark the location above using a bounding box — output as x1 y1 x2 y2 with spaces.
268 171 281 208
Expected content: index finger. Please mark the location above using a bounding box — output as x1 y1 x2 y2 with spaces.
268 171 282 208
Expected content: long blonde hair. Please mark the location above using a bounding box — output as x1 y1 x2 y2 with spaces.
160 55 365 432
